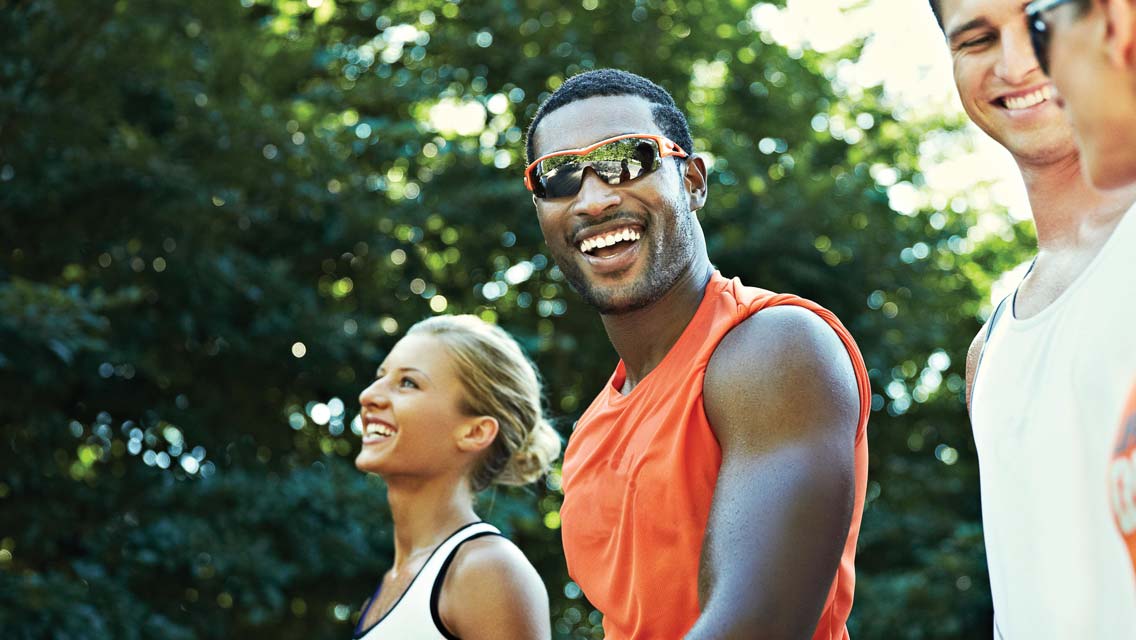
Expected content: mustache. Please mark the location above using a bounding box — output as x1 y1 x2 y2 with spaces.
570 212 647 238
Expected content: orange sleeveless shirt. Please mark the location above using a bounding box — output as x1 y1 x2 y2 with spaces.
560 272 871 639
1110 380 1136 580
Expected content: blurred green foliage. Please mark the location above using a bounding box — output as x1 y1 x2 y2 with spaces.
1 0 1034 638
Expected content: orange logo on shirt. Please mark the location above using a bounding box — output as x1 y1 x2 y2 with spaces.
1110 386 1136 579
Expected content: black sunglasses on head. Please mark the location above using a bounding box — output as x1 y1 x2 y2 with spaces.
1025 0 1081 75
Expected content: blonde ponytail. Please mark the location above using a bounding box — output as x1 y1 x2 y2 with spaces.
406 315 562 492
495 418 562 487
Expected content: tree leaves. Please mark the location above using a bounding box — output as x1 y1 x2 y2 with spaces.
1 1 1033 637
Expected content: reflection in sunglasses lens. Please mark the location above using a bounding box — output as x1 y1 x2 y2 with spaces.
535 138 662 198
634 142 656 173
542 165 585 198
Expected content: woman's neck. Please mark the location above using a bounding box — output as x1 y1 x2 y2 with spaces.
384 474 480 572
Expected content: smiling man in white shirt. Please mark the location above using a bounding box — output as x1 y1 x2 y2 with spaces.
928 0 1136 636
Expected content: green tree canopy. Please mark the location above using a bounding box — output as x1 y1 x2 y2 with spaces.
1 1 1033 638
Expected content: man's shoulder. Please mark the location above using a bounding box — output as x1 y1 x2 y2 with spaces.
705 306 859 409
702 283 865 409
707 305 848 381
703 303 861 447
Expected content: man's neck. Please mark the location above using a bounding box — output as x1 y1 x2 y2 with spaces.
1018 153 1136 250
1009 152 1136 318
600 258 714 394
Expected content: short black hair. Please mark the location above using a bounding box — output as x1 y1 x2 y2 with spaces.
929 0 943 29
524 69 694 166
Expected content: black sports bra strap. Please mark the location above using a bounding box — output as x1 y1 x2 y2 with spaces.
428 530 504 640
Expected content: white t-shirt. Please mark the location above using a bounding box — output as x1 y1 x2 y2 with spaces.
354 521 501 640
971 205 1136 639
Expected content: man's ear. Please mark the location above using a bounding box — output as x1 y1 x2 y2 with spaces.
455 416 499 453
683 155 709 213
1103 0 1136 68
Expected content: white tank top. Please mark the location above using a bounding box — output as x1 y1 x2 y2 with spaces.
353 522 501 640
971 204 1136 639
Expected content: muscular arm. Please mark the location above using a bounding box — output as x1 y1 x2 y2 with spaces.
440 536 551 640
685 306 861 640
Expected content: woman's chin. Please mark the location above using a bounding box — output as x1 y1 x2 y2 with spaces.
354 450 386 475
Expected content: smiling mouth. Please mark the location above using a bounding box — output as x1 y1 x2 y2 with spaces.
577 226 641 258
998 85 1054 111
362 419 396 443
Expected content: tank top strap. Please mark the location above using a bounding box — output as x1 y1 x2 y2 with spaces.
418 521 501 588
354 521 501 640
425 522 503 638
971 293 1012 412
715 275 872 438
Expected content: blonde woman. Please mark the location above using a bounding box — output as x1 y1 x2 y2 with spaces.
352 315 561 640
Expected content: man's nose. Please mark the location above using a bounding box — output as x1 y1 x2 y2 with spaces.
570 168 621 217
995 24 1042 84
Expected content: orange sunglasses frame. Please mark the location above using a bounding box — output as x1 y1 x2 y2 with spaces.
523 133 688 195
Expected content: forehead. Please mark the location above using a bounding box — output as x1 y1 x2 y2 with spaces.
384 333 454 374
939 0 1030 34
532 95 663 157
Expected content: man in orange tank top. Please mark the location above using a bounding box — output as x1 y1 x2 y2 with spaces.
522 69 872 639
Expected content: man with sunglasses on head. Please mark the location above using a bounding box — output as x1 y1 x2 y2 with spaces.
523 69 871 639
1023 0 1136 598
929 0 1136 636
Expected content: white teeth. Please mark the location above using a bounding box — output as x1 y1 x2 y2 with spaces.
365 423 394 437
1004 85 1053 110
578 228 642 254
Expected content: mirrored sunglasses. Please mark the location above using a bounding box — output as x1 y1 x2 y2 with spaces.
524 134 688 199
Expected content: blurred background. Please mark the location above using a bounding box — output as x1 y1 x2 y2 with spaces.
0 0 1037 637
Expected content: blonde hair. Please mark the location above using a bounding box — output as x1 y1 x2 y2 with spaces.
406 314 561 492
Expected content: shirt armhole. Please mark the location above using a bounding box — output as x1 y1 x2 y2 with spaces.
428 531 504 640
971 294 1011 415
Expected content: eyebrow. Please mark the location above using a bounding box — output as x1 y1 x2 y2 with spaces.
947 17 992 42
947 1 1033 42
374 365 432 382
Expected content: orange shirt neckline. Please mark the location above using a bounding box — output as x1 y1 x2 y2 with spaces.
605 270 725 402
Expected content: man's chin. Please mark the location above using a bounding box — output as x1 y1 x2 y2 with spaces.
1007 135 1080 168
569 277 655 315
587 290 656 315
559 260 638 310
983 114 1077 163
1082 149 1136 191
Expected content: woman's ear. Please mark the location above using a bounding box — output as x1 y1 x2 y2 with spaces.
455 416 499 453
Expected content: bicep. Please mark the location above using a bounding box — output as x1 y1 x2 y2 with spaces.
694 307 860 637
698 439 856 633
